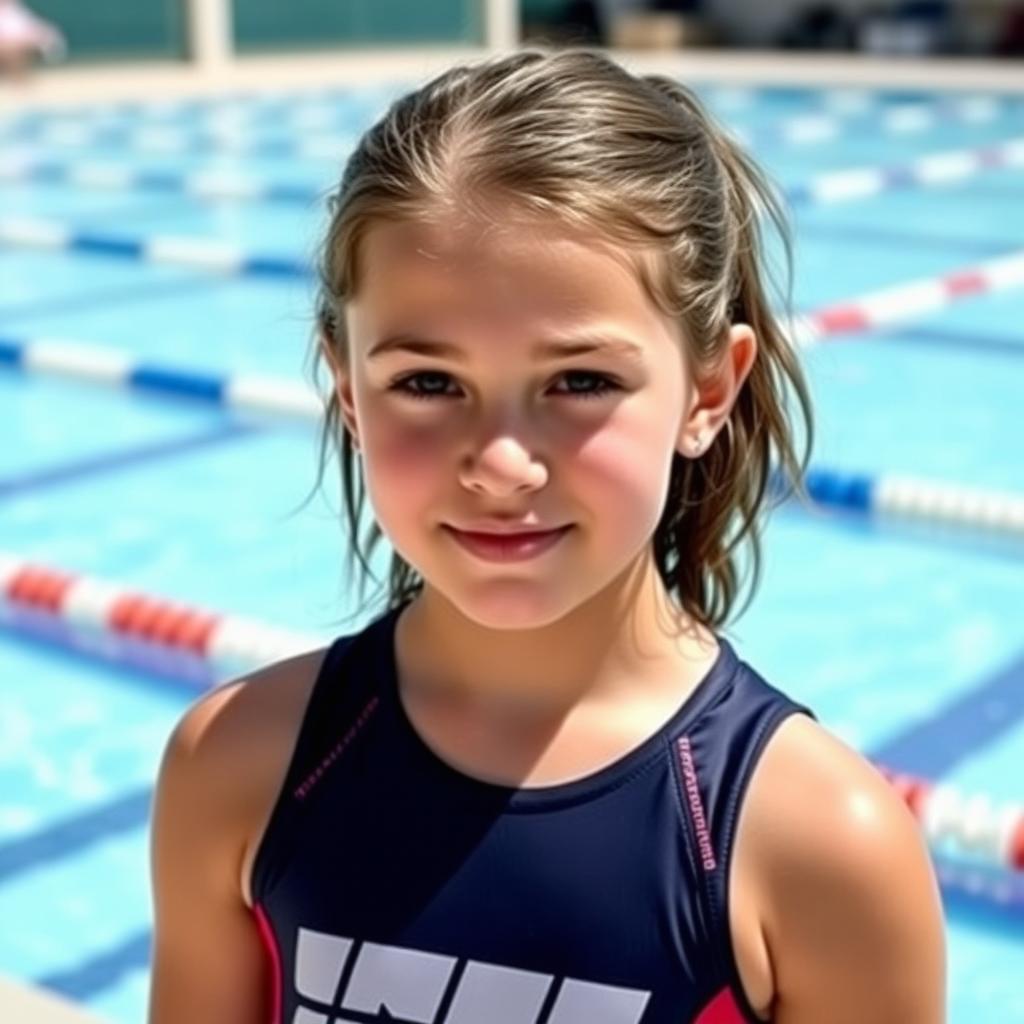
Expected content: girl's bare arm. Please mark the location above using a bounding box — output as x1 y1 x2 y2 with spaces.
147 683 271 1024
751 716 947 1023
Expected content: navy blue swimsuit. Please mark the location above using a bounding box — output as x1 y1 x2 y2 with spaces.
250 599 816 1024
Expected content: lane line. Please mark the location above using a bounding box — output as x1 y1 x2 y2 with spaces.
0 423 262 499
36 931 152 1003
879 325 1024 357
795 220 1013 256
0 275 231 325
0 788 150 883
869 649 1024 779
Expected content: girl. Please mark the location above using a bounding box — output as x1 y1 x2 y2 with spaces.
148 50 945 1024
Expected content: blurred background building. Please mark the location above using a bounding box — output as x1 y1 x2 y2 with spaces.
9 0 1023 65
523 0 1024 55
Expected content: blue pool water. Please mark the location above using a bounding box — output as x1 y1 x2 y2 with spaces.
1 78 1023 1022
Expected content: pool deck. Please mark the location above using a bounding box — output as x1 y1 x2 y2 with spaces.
0 976 107 1023
2 48 1023 115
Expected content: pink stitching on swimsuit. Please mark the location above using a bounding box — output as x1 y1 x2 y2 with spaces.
676 735 717 871
293 695 380 800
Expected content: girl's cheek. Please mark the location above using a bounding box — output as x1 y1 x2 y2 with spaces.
585 448 654 518
576 410 668 484
367 418 448 478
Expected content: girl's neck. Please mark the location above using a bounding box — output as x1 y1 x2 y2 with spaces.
394 551 719 724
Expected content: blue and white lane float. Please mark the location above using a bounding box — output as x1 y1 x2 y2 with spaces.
0 336 323 420
0 121 358 159
4 134 1022 208
3 336 1024 543
0 92 1012 159
0 151 324 203
4 89 1014 145
1 550 1021 901
0 85 404 133
775 468 1024 540
785 136 1024 206
0 97 385 140
0 216 311 278
735 93 1014 147
1 86 1014 131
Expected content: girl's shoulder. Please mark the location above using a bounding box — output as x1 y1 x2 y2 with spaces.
735 713 945 1019
162 646 332 908
742 712 919 870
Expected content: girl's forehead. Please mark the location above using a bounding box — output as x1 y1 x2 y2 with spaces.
364 213 581 259
350 217 681 358
358 215 650 297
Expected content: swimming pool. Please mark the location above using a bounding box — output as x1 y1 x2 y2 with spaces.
1 77 1022 1022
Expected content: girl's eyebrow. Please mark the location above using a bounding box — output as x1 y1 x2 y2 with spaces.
367 334 647 363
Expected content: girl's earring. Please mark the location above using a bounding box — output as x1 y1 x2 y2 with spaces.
691 430 708 455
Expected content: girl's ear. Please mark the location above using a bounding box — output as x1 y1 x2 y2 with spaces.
320 331 362 450
676 323 757 457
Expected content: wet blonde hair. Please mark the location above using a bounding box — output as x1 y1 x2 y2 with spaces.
310 48 814 630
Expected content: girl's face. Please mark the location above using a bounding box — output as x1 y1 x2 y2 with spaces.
337 214 700 630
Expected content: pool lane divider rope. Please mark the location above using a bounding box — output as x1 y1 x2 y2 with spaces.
1 86 1016 132
876 766 1024 879
739 92 1016 148
0 122 356 160
0 151 323 204
0 99 379 142
785 136 1024 206
793 249 1024 344
4 134 1023 209
0 552 324 684
0 83 401 129
0 336 323 419
0 217 310 278
1 549 1021 889
778 468 1024 541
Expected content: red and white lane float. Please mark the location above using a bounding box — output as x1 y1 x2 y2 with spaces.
794 249 1024 345
0 551 324 687
876 766 1024 876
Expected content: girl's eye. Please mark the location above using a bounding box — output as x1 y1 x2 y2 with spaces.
387 369 622 402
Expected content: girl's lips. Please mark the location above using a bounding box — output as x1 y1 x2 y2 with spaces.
444 524 573 562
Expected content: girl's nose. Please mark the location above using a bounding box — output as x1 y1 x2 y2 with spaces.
457 436 550 497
